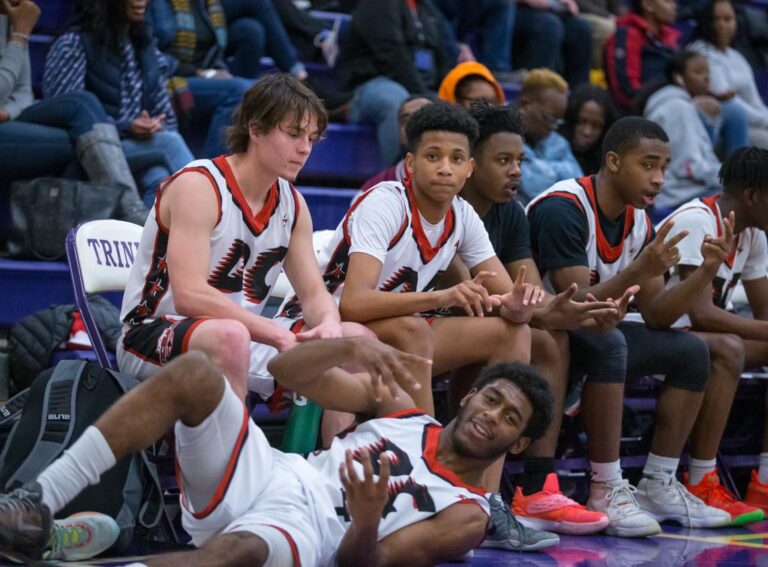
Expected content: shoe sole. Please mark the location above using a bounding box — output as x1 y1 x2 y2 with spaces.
516 515 610 535
480 535 561 552
648 513 731 528
604 521 662 538
730 510 765 526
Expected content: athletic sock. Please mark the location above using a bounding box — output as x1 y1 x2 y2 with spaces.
643 453 680 479
758 453 768 485
687 458 717 485
590 460 622 483
37 426 117 514
521 457 555 495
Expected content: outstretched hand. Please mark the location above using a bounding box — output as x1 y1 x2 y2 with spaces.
496 265 545 324
587 284 640 331
340 448 390 528
540 283 618 330
701 211 735 275
636 221 688 278
349 336 432 402
435 270 500 317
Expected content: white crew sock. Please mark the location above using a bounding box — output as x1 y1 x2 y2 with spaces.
590 460 622 483
687 458 717 485
37 426 116 514
758 453 768 485
643 453 680 479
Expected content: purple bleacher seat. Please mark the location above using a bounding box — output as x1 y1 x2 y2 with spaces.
34 0 74 34
0 259 73 327
300 123 384 184
298 186 356 229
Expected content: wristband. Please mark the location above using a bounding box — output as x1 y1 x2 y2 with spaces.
10 32 30 41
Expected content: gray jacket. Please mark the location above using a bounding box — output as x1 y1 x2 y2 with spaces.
644 84 721 210
0 15 33 119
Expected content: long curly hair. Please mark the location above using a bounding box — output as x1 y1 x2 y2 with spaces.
74 0 149 52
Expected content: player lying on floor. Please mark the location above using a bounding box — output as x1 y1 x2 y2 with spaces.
0 335 555 566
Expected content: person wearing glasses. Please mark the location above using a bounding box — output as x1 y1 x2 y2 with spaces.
517 69 583 202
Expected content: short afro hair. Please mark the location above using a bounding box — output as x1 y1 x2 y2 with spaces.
720 147 768 196
467 102 524 155
405 102 479 153
602 116 669 162
471 363 554 441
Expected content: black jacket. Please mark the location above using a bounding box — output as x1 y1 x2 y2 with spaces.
338 0 452 93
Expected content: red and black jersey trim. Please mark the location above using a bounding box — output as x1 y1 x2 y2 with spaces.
123 228 171 326
403 178 455 264
176 404 250 519
381 408 428 419
421 424 486 496
289 184 301 232
577 176 641 264
212 155 282 238
121 316 206 366
155 164 223 232
265 525 302 567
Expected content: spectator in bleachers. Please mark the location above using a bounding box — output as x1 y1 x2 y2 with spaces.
433 0 516 81
146 0 254 157
604 0 680 112
43 0 194 206
272 0 339 67
604 0 748 156
337 0 455 165
575 0 621 69
358 95 435 194
641 50 721 216
688 0 768 149
517 69 583 201
0 0 147 223
561 84 618 175
512 0 592 87
438 61 505 107
218 0 310 78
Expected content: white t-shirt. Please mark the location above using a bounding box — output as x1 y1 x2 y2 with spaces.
279 180 496 317
659 195 768 327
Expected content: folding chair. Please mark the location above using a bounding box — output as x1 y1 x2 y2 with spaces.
65 220 143 370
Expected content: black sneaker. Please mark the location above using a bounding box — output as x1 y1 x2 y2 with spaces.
0 482 52 563
481 492 560 551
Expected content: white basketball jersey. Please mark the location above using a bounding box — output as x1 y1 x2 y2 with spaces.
526 176 653 285
660 195 768 327
306 410 490 543
280 179 494 318
120 156 299 327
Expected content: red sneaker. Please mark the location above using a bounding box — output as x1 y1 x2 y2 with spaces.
685 470 764 526
512 473 609 535
745 469 768 514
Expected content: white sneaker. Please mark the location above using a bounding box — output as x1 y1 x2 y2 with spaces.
635 474 732 528
587 479 661 537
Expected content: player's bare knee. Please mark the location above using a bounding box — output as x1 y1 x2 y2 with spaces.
385 316 433 358
710 333 746 379
341 321 375 338
531 329 564 365
495 318 531 355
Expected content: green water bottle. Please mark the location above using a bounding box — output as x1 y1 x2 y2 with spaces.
282 392 322 454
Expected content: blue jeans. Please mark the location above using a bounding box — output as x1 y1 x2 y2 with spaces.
0 91 108 181
348 76 410 166
513 7 592 86
719 99 749 157
220 0 302 75
122 130 195 206
436 0 516 72
187 76 254 158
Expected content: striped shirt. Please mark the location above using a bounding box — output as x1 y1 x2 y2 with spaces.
43 32 177 132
